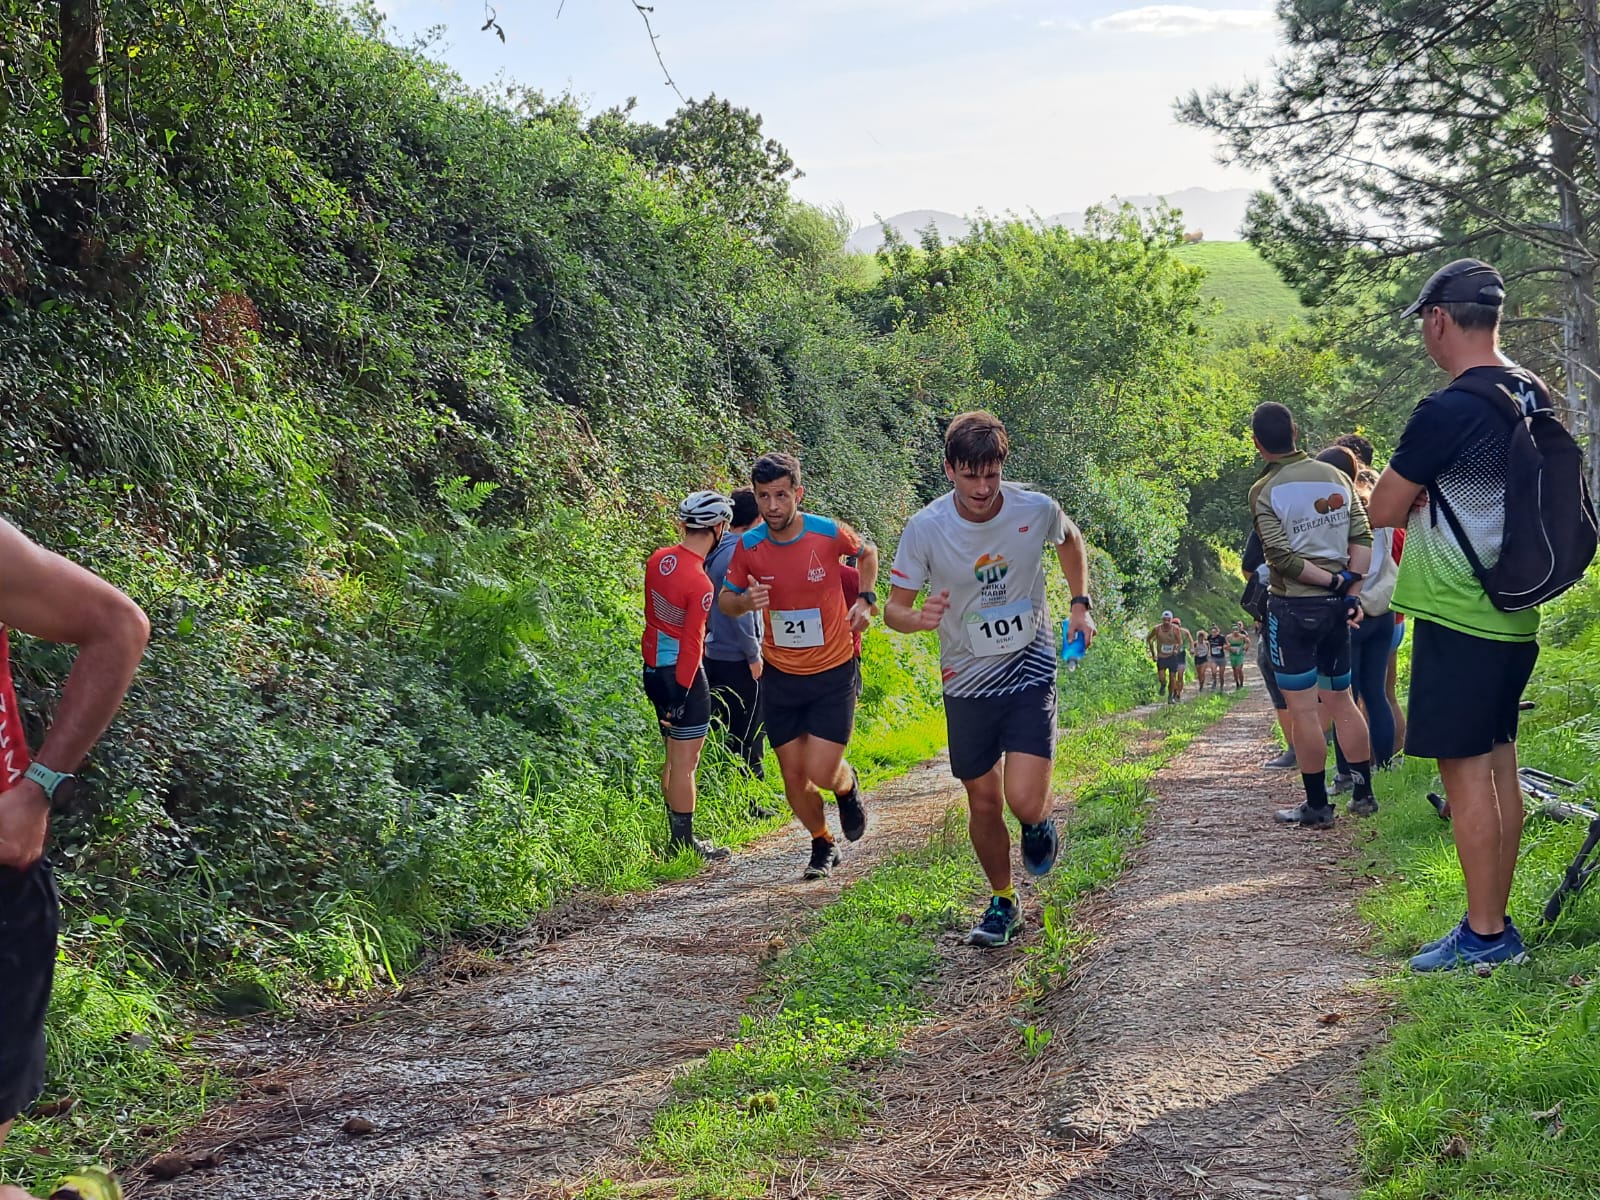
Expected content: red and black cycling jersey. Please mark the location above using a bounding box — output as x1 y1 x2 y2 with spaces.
641 545 715 690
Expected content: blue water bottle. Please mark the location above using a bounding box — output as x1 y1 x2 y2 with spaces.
1060 622 1087 672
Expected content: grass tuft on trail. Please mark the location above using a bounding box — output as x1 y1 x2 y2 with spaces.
581 690 1240 1198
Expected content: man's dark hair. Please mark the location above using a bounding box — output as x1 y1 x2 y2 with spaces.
1436 301 1502 332
751 452 801 488
1331 433 1374 467
1317 445 1360 479
1250 402 1297 455
729 487 759 528
944 410 1010 470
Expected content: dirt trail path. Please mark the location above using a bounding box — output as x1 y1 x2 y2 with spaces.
817 684 1384 1200
139 761 969 1200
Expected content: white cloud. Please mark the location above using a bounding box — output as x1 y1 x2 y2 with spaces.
1091 6 1275 37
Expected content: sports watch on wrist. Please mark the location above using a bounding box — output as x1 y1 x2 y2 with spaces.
1070 595 1092 610
24 762 77 804
860 590 879 608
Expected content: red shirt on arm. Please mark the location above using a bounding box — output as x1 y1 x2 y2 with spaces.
641 545 714 690
0 630 31 787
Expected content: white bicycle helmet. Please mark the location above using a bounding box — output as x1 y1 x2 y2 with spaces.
679 490 734 529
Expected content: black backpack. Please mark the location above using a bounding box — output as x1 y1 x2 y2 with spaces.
1428 371 1598 612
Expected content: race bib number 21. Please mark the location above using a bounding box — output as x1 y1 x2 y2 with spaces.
964 599 1036 657
772 608 825 649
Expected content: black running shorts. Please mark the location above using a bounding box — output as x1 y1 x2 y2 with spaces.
1157 654 1183 672
0 860 59 1123
763 659 858 749
1406 619 1539 761
642 665 712 740
1266 595 1352 692
944 684 1058 781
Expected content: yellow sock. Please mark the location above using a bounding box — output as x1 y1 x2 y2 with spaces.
994 886 1016 904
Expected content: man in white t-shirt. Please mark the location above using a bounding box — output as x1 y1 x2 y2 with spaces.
885 411 1096 948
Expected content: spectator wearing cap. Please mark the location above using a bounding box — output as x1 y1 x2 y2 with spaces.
704 488 773 804
1368 258 1547 971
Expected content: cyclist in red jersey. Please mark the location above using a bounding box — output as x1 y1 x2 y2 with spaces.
0 519 148 1199
721 454 878 880
643 491 734 861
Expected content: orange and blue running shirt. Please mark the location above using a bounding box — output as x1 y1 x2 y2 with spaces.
724 515 864 676
641 545 715 690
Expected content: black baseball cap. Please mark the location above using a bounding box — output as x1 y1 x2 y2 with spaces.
1401 258 1506 317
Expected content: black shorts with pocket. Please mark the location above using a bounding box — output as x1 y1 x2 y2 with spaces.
944 684 1058 781
642 665 712 740
1266 595 1352 692
763 659 858 749
1406 619 1539 760
1 860 60 1123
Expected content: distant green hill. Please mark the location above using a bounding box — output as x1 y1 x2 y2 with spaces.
1175 241 1306 335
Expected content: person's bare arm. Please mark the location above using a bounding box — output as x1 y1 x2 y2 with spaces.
846 543 881 632
1055 518 1096 647
0 519 149 868
885 584 948 633
1367 466 1426 530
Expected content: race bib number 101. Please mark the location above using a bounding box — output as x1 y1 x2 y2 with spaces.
772 608 825 649
964 599 1036 657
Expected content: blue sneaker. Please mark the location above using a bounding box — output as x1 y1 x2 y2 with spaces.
1020 818 1059 876
966 896 1023 948
1417 913 1522 954
1409 917 1529 972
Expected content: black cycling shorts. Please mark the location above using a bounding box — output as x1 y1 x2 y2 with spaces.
1 860 59 1123
944 684 1058 781
642 665 711 740
1266 595 1352 692
763 659 858 749
1406 619 1539 761
1257 633 1287 711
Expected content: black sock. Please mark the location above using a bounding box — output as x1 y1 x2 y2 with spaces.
668 809 695 844
1349 761 1373 801
1301 770 1329 809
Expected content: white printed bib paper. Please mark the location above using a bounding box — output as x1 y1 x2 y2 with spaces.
963 599 1036 657
772 608 825 649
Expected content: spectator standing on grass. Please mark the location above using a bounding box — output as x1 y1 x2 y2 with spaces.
1242 530 1296 768
1367 259 1587 971
1248 401 1380 827
0 521 149 1200
1327 460 1400 775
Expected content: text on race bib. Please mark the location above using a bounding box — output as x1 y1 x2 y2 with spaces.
964 598 1036 657
771 608 825 649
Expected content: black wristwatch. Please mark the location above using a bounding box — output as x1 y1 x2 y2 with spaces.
1070 595 1092 611
860 590 878 608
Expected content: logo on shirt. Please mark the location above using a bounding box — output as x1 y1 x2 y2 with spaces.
660 554 678 576
702 593 713 612
807 551 827 583
1312 493 1346 516
1018 525 1030 533
974 553 1009 585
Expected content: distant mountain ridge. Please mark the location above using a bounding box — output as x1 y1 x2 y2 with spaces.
846 187 1255 255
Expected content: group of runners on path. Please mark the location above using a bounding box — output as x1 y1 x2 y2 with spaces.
1145 614 1250 702
641 413 1094 947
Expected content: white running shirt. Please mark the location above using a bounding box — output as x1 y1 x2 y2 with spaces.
890 484 1068 698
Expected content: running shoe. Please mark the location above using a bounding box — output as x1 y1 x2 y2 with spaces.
1418 913 1523 954
671 835 730 862
834 768 867 842
1020 818 1059 876
802 836 840 880
748 800 778 820
1410 917 1529 972
1274 802 1335 828
1262 748 1297 770
1330 772 1354 795
1347 794 1379 817
966 896 1023 948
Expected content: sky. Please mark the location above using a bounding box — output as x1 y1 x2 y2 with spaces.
372 1 1281 227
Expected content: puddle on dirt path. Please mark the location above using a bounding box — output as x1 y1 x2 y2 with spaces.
133 760 967 1200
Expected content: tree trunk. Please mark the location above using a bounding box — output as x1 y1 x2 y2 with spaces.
59 0 109 168
1573 0 1600 491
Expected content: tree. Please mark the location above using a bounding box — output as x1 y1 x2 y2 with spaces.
1179 0 1600 489
60 0 109 167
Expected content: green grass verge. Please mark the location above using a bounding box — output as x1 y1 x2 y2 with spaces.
579 690 1239 1198
1353 578 1600 1197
